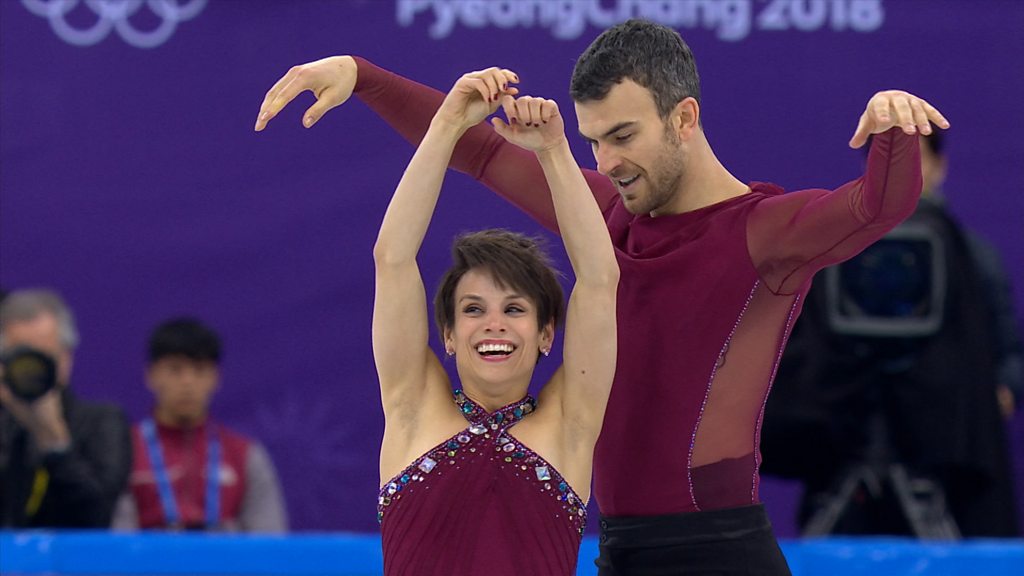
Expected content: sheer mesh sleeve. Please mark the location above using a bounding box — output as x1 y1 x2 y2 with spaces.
353 57 618 233
748 129 922 294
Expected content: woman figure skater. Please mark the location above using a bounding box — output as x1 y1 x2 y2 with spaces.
372 67 618 575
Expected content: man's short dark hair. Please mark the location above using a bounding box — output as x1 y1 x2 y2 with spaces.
921 129 945 156
571 19 701 118
148 317 221 364
433 229 565 341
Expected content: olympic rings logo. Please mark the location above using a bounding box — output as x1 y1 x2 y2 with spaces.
22 0 206 49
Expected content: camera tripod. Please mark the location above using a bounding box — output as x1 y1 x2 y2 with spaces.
801 410 961 540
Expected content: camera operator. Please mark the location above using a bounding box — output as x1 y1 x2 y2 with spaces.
761 132 1021 538
0 289 131 527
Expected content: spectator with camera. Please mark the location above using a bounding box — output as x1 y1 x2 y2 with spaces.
0 289 132 528
113 317 287 532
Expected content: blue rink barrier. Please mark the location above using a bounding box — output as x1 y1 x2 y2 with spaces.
1 531 1022 575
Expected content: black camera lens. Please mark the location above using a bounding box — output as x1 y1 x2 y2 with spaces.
1 346 58 401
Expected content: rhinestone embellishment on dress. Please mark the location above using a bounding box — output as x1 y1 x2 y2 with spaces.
377 391 586 535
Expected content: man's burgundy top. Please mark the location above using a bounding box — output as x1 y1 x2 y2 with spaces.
378 392 585 575
354 58 921 517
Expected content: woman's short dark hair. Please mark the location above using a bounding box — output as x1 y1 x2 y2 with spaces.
433 229 565 340
571 19 701 118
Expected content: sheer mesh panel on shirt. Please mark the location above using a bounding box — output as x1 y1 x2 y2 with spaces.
690 282 799 508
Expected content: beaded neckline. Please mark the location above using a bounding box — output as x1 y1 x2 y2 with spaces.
377 390 587 534
453 389 536 432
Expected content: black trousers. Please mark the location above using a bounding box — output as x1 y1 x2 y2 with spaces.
595 504 791 576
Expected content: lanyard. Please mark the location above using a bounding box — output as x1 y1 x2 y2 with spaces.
25 469 49 517
140 418 221 528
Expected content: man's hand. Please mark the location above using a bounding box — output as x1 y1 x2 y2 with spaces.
434 67 519 133
0 382 71 452
849 90 950 148
997 384 1016 420
492 96 567 154
255 55 358 131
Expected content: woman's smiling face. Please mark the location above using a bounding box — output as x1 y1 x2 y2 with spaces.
446 269 553 400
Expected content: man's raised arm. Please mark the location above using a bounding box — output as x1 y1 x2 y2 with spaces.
255 56 618 232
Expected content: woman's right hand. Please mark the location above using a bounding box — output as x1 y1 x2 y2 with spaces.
254 55 358 131
434 68 519 133
492 96 567 154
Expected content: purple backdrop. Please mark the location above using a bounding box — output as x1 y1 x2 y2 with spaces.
1 0 1022 534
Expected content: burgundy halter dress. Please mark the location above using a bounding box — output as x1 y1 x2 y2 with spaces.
378 391 586 575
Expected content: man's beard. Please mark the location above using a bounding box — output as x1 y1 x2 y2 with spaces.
625 125 685 216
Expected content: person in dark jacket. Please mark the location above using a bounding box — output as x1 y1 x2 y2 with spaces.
762 132 1021 538
0 289 131 528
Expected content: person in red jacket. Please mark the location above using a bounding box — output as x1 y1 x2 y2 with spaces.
113 318 287 532
254 19 948 574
